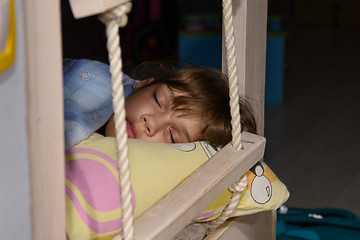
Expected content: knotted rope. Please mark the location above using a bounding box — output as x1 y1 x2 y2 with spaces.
223 0 242 151
208 0 248 230
99 0 247 237
208 175 248 230
98 3 133 240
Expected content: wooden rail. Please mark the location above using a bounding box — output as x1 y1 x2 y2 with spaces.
134 132 266 240
24 0 269 239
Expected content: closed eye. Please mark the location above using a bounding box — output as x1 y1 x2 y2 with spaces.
153 92 161 108
169 129 175 143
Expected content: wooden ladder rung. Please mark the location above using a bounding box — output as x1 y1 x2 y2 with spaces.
134 132 266 240
68 0 131 19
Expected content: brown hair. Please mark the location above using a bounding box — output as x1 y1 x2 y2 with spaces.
130 61 257 147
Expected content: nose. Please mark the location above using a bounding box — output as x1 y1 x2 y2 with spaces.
142 113 167 137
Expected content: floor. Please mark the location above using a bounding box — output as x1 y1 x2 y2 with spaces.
264 25 360 217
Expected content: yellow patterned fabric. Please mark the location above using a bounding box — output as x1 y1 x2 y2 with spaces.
194 161 290 221
65 133 289 239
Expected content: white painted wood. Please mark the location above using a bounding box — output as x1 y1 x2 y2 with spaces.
134 132 266 240
239 0 267 136
0 1 32 238
218 0 270 239
223 0 268 136
23 0 65 239
68 0 131 19
21 0 269 239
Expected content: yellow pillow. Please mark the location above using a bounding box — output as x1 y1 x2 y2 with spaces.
193 161 290 221
65 133 289 240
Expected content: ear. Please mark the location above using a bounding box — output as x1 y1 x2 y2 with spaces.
134 77 155 91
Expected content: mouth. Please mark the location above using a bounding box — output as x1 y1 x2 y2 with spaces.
126 119 136 138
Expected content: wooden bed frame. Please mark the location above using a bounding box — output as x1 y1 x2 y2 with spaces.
25 0 272 239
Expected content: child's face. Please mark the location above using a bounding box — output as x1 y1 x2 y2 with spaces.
105 79 205 144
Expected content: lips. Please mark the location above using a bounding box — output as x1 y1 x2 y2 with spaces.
126 119 136 138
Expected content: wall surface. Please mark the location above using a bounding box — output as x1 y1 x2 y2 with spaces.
0 0 31 238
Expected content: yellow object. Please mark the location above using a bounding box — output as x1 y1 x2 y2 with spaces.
65 134 213 240
65 133 289 239
0 0 16 73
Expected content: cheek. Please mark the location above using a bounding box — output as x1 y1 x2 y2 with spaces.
125 92 154 118
126 90 146 107
105 120 116 137
124 101 132 115
125 96 140 117
137 132 167 143
150 135 167 143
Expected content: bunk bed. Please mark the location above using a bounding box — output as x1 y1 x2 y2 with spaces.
25 0 288 239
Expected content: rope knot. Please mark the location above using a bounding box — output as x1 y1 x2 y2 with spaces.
229 174 248 193
99 2 132 27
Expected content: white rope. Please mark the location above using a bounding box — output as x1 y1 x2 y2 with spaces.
208 175 248 230
208 0 248 230
98 0 247 236
98 3 133 240
223 0 242 150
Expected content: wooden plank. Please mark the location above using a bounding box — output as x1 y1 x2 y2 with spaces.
219 1 271 239
240 0 267 136
223 0 268 136
68 0 131 19
134 132 266 240
205 211 276 240
23 1 65 240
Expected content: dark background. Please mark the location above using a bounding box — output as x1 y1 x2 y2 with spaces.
61 0 360 216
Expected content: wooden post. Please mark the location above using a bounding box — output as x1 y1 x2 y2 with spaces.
24 1 65 239
223 0 268 136
22 0 269 239
214 0 274 239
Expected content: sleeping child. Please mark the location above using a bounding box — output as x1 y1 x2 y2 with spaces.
63 58 257 149
63 58 258 240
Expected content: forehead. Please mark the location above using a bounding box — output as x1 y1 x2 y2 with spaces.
155 84 207 142
155 83 186 98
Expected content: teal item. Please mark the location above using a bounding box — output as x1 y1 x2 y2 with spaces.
178 33 221 70
277 207 360 240
265 32 286 105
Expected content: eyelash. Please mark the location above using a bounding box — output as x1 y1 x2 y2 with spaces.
154 89 175 143
154 93 161 107
169 129 175 143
